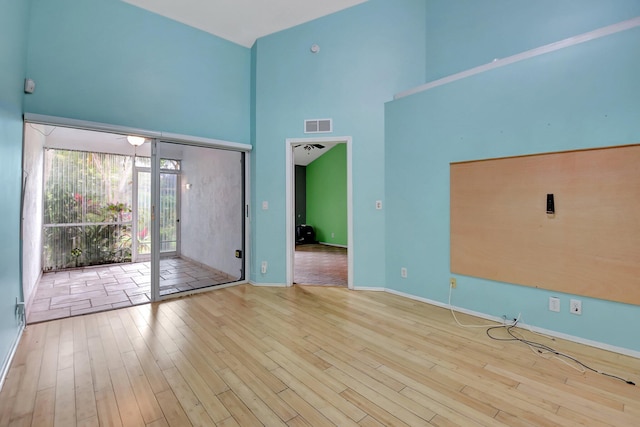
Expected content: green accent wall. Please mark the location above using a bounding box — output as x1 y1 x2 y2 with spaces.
306 145 347 246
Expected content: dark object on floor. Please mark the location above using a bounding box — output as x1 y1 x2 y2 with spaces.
296 224 317 245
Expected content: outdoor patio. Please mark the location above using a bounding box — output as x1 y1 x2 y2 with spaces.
27 257 237 323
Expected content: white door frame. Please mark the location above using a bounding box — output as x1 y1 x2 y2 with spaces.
285 136 353 289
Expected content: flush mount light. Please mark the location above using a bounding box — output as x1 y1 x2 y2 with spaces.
127 135 146 146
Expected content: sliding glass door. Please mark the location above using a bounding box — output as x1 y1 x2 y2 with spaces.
152 141 245 298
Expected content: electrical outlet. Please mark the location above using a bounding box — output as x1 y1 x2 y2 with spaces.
400 267 407 278
375 200 383 210
261 261 268 274
450 277 457 288
570 299 582 315
549 296 560 312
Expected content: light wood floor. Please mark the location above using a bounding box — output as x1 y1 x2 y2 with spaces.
1 285 638 426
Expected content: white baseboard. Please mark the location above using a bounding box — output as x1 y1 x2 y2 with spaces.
218 281 640 359
249 281 287 288
0 325 24 391
318 242 348 248
353 286 385 292
384 288 640 360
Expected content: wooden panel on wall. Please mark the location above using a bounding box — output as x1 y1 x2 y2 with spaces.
450 144 640 306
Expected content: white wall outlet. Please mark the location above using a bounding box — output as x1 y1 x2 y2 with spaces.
261 261 268 274
400 267 407 278
331 232 335 238
549 296 560 312
375 200 383 210
450 277 457 288
262 201 269 210
570 299 582 315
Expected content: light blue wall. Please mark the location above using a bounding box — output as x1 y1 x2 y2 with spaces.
251 0 426 285
386 14 640 351
25 0 250 143
0 0 32 368
425 0 640 81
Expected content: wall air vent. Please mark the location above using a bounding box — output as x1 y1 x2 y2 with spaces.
304 119 332 134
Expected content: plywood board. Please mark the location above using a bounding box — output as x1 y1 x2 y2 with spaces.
450 144 640 306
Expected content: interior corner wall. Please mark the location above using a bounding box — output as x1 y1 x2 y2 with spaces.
0 0 31 376
25 0 251 144
22 124 45 308
252 0 426 286
385 20 640 351
180 147 243 279
306 145 347 246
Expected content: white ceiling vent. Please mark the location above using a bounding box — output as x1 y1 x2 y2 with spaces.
304 119 332 134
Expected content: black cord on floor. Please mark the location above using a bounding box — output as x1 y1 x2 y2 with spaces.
486 322 636 386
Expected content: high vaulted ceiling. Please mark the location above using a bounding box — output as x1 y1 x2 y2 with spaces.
122 0 368 48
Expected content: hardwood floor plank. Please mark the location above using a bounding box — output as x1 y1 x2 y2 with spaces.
217 368 288 427
10 346 43 421
322 366 431 427
74 348 97 423
214 417 241 427
217 390 262 427
120 351 164 424
154 389 190 427
128 337 171 395
271 366 362 427
54 367 76 427
37 323 60 392
216 350 297 422
109 366 145 427
339 387 412 427
30 387 55 427
145 418 169 427
161 367 215 426
277 388 333 427
165 351 230 422
1 284 638 427
94 387 122 426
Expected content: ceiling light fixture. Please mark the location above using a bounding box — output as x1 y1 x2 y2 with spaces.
127 135 146 146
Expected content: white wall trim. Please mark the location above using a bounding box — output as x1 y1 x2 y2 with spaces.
285 136 354 290
317 242 348 248
353 286 385 292
23 113 252 152
384 288 640 360
395 16 640 100
0 325 24 391
249 281 287 288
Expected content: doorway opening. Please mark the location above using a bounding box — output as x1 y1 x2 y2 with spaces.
285 137 353 289
22 120 249 323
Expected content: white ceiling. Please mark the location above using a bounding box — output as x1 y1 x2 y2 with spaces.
122 0 368 48
294 142 338 166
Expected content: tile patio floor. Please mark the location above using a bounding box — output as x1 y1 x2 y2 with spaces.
27 257 238 323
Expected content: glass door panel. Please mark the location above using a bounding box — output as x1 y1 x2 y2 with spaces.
159 172 179 254
153 142 245 297
134 170 152 259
